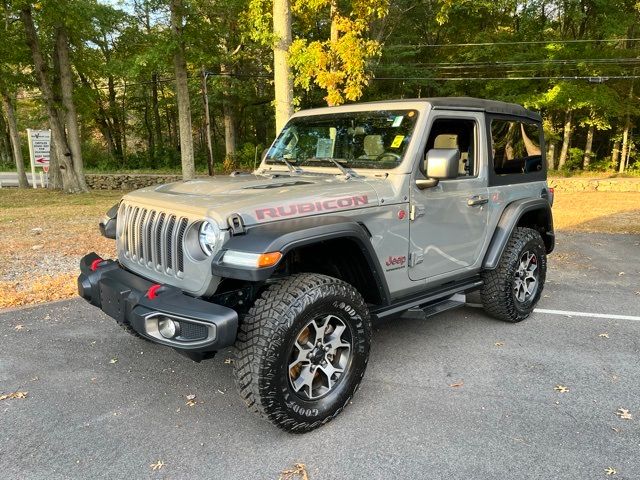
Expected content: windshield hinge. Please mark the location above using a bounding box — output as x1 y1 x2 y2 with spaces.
408 251 424 268
409 204 425 221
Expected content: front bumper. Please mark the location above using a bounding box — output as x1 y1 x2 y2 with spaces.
77 253 238 353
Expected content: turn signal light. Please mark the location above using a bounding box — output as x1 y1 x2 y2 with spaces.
222 250 283 268
257 252 283 268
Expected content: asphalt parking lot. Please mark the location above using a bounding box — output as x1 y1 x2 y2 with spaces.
1 232 639 480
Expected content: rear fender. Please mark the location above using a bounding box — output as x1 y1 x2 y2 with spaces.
483 198 554 270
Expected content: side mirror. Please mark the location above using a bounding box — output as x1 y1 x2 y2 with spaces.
417 148 460 189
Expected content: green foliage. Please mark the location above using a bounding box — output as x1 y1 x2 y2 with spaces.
289 0 389 105
3 0 640 177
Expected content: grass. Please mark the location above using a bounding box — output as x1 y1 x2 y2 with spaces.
0 189 638 309
552 192 640 234
0 189 122 309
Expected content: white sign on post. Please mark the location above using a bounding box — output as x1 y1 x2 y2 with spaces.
27 129 51 188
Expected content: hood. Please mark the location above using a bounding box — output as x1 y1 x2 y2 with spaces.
123 174 381 228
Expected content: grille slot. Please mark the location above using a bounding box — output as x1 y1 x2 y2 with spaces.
120 203 188 276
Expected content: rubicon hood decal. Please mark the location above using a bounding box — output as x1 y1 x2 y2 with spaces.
256 195 369 220
124 174 382 227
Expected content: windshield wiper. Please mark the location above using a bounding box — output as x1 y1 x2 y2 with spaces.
325 158 360 179
278 157 304 174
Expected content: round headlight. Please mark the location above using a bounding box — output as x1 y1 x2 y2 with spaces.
199 221 221 256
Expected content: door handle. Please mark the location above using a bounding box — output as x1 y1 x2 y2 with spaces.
467 195 488 207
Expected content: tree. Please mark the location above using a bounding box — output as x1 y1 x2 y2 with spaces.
170 0 195 180
289 0 389 106
1 93 28 187
20 4 87 192
273 0 293 131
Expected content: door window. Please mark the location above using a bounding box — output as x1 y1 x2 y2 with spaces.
423 118 477 178
491 119 543 174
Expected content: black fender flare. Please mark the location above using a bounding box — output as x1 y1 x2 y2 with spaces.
483 198 554 270
211 216 391 305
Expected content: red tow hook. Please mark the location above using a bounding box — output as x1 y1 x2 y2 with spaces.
90 258 104 272
146 284 163 300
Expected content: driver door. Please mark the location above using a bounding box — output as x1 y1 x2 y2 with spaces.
408 111 489 281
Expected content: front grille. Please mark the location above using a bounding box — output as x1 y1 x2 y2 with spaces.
119 203 189 276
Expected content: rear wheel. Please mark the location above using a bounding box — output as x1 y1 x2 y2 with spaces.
481 227 547 322
233 273 371 433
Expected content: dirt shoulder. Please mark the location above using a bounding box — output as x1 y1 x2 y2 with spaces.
1 189 638 309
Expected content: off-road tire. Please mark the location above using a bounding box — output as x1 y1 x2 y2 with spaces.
481 227 547 323
233 273 371 433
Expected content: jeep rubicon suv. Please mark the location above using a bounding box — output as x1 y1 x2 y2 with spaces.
78 97 554 432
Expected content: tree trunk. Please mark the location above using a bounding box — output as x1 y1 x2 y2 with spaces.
619 80 634 173
144 99 155 162
273 0 293 133
170 0 195 180
0 108 11 165
56 25 87 191
583 124 594 169
558 109 572 169
20 7 83 192
619 116 631 173
220 61 237 161
201 68 214 175
1 93 28 188
326 0 339 107
611 138 621 167
152 73 163 150
107 76 123 159
547 142 557 170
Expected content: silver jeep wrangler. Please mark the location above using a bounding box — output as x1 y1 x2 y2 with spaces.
78 97 554 432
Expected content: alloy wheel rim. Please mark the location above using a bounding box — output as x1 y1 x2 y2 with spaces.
514 250 539 303
288 314 352 400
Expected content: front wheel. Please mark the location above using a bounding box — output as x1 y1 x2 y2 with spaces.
480 227 547 322
233 273 371 433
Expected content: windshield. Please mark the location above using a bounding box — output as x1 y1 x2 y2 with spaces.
265 109 419 170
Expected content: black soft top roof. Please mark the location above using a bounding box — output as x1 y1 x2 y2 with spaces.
365 97 541 122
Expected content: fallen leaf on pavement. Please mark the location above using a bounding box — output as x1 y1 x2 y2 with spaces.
605 467 617 475
279 463 309 480
150 460 165 471
554 385 569 393
615 408 632 420
598 333 609 338
449 381 464 388
0 391 28 401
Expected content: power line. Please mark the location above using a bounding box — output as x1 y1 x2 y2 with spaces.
371 75 640 81
385 38 640 48
376 58 640 69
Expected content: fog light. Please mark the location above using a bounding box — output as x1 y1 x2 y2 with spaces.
158 317 179 339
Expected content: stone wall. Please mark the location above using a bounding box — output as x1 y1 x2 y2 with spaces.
85 174 184 190
548 177 640 193
85 173 640 193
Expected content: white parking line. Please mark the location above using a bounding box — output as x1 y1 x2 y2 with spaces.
465 303 640 322
533 308 640 322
